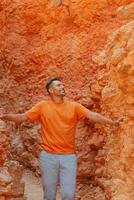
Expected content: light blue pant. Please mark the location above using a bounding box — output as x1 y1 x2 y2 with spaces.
39 151 77 200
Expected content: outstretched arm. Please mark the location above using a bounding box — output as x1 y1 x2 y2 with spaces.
87 111 119 126
0 113 29 125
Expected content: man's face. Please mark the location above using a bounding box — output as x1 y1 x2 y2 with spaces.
49 80 66 97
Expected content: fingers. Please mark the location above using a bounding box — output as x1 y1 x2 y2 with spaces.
0 114 4 120
119 116 127 123
115 116 126 126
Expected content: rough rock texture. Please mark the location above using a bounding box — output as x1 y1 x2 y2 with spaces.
0 0 134 199
0 121 25 200
117 2 134 19
93 5 134 200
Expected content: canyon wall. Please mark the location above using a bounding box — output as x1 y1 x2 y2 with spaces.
0 0 134 199
93 8 134 199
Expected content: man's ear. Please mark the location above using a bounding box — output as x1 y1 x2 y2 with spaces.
49 87 53 94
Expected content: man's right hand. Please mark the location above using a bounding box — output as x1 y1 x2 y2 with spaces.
0 110 29 124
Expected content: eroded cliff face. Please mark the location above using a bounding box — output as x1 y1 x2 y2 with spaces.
93 12 134 200
0 0 134 199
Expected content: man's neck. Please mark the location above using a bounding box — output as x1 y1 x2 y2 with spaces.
50 96 64 104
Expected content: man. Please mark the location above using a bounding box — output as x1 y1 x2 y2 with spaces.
0 77 120 200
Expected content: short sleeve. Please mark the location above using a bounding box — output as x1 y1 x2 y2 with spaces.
75 102 89 120
25 102 42 122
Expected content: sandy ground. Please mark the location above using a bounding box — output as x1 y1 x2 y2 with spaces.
23 170 61 200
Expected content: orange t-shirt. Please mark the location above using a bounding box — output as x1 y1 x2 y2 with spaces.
25 99 89 154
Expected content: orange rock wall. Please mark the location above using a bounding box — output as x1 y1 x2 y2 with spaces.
0 0 134 199
0 121 24 200
1 0 128 112
94 5 134 198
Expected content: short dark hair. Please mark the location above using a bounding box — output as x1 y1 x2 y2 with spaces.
45 77 61 93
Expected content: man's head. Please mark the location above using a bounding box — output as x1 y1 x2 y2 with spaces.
45 77 65 97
